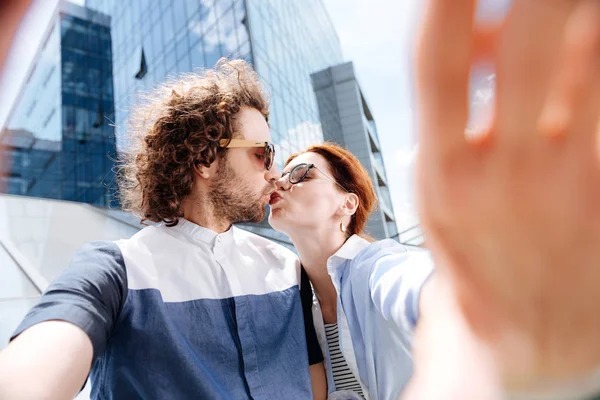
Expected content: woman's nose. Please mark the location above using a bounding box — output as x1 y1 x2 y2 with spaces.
275 174 290 190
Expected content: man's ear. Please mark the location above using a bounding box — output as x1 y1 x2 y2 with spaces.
193 158 219 180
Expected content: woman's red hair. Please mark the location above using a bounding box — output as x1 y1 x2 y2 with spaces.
286 142 378 237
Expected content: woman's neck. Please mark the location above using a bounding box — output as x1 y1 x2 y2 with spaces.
290 226 349 324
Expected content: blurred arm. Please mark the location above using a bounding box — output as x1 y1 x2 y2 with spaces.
0 321 93 400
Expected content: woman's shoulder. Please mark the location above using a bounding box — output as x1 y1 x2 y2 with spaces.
359 238 409 257
352 238 435 272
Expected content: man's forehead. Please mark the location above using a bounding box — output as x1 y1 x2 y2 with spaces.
235 108 271 142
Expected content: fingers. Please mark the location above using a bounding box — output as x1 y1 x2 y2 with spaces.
494 0 578 145
538 0 600 148
415 0 477 155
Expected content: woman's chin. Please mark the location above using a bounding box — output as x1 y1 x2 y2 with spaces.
268 210 293 232
268 209 283 225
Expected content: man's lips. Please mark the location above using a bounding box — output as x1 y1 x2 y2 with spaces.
269 192 282 205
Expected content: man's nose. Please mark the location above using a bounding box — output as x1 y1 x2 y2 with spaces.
265 163 280 184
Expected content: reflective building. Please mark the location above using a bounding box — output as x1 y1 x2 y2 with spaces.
0 2 116 207
85 0 252 149
244 0 343 167
85 0 343 159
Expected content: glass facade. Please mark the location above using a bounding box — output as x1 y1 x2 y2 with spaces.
245 0 343 167
0 4 116 206
85 0 253 150
85 0 343 161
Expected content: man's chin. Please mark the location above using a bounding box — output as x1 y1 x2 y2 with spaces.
249 207 267 223
251 213 266 224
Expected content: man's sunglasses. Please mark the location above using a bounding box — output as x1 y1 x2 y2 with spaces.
282 163 348 192
219 139 275 170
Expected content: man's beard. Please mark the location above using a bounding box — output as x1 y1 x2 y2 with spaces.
209 158 271 224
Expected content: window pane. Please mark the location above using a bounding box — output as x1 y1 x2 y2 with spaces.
218 6 238 56
203 24 223 68
175 33 189 61
173 3 187 29
190 39 205 70
162 7 175 43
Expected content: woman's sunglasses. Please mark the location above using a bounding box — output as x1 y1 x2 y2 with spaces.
282 163 348 192
219 139 275 170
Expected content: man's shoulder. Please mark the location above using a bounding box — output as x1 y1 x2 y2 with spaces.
74 240 125 266
233 226 298 261
114 224 173 252
68 240 129 284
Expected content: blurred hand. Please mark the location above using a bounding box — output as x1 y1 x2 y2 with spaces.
413 0 600 393
0 0 31 70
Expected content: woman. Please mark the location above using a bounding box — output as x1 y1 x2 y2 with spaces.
268 143 434 400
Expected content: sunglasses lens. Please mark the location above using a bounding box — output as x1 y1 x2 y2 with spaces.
289 164 309 184
265 144 274 170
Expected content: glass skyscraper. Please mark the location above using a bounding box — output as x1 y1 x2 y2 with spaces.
0 2 116 207
244 0 343 166
85 0 343 163
85 0 253 150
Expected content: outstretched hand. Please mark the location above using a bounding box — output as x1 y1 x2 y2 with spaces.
412 0 600 394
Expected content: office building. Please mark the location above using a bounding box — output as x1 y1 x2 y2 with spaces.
0 2 116 207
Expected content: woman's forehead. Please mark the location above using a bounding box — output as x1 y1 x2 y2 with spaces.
285 152 331 172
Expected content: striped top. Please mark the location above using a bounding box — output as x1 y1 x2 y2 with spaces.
324 323 365 398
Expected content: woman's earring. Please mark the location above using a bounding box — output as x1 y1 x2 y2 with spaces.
339 216 346 233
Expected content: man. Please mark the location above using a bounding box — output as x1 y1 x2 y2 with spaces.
0 59 324 399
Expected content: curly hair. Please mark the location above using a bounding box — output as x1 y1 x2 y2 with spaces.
118 58 269 226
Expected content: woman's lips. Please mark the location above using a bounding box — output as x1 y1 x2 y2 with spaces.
269 192 282 205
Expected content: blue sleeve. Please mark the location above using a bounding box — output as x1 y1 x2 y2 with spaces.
368 246 434 334
10 241 128 364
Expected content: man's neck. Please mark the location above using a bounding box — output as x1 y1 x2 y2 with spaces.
289 226 348 324
180 195 231 233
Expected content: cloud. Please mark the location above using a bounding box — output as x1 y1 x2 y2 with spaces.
388 143 419 230
395 144 418 169
188 0 243 56
274 120 323 166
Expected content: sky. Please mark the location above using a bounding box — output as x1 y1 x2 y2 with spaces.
320 0 512 232
0 0 507 233
322 0 422 230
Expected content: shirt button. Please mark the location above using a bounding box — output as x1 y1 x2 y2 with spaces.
216 237 221 243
